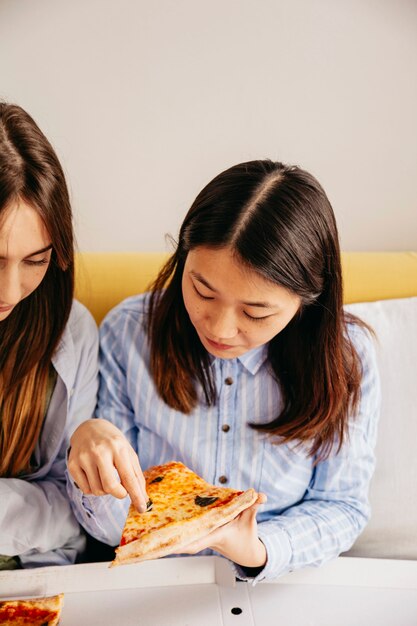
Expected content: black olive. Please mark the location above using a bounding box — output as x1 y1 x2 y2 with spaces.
150 476 163 484
195 495 218 507
146 499 153 511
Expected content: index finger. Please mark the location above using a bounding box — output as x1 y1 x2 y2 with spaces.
115 451 148 513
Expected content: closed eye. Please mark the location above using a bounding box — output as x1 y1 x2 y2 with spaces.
193 284 214 300
243 311 271 322
24 258 50 267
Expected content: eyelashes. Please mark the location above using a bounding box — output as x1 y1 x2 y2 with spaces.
193 284 214 300
243 311 270 322
24 258 50 267
192 283 270 322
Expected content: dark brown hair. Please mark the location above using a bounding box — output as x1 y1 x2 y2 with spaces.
0 103 74 476
148 160 365 459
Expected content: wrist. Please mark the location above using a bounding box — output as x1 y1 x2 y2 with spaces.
248 538 267 568
238 540 267 577
228 538 267 569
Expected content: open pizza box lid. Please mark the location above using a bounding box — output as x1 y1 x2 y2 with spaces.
1 555 417 625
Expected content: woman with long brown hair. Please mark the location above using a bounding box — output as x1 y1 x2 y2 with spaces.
0 103 98 568
68 160 380 580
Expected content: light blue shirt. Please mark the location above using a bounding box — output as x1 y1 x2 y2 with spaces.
0 300 99 567
68 293 380 581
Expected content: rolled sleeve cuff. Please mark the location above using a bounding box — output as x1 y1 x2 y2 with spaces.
232 525 292 583
66 469 124 546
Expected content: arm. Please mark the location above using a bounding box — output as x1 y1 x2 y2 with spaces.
0 475 85 567
67 304 147 546
0 302 99 566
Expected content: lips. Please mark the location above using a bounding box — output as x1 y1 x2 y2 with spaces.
205 337 235 351
0 304 13 313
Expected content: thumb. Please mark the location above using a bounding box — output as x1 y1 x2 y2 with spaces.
256 492 267 506
240 492 267 521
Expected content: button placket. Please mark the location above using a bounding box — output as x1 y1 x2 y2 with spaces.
216 360 237 486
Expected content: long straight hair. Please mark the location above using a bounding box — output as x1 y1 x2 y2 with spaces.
0 103 74 477
148 160 364 460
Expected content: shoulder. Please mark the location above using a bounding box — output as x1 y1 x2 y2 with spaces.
101 292 149 330
99 292 150 349
52 300 98 383
66 299 98 346
344 313 376 362
344 314 380 399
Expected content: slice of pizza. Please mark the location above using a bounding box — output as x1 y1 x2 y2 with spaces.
0 593 64 625
112 461 258 566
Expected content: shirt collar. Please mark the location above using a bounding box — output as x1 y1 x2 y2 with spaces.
209 343 269 375
237 343 269 375
51 318 75 393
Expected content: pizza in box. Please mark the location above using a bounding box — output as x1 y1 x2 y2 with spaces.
0 593 63 625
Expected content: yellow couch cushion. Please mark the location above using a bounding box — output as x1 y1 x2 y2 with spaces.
75 251 417 324
342 252 417 304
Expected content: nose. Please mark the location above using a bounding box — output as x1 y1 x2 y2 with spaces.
207 306 238 340
0 265 22 306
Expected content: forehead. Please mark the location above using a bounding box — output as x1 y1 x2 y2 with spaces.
0 200 50 257
185 245 295 303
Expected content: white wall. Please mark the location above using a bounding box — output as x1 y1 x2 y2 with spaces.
1 0 416 252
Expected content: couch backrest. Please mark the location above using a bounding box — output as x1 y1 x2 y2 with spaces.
344 296 417 560
75 251 417 324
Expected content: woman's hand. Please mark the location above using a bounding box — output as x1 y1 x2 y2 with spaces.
68 419 149 513
177 493 268 569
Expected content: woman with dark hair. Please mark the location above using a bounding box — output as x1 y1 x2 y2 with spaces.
68 160 380 580
0 103 98 568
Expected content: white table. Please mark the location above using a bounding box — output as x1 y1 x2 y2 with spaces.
1 555 416 625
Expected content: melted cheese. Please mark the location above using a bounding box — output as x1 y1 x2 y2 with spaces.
121 462 243 545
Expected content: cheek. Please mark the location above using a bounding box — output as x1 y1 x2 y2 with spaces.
252 320 289 344
188 303 204 326
25 267 49 295
182 288 201 323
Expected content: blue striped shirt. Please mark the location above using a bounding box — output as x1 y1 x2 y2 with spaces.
68 293 380 581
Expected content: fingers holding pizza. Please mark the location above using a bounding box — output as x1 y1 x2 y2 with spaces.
68 419 149 513
177 493 268 569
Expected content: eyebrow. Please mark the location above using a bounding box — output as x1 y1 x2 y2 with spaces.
190 271 279 309
0 244 53 261
25 244 53 258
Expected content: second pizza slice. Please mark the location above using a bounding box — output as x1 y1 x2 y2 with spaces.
112 461 257 566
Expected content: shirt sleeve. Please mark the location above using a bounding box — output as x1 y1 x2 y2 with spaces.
66 304 138 546
234 325 381 582
0 475 86 567
0 303 99 567
64 301 100 441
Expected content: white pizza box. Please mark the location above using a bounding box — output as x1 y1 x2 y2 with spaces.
1 555 417 625
250 556 417 626
0 556 247 626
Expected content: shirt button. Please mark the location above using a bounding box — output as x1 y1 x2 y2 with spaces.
219 475 228 484
222 424 230 432
224 377 233 385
